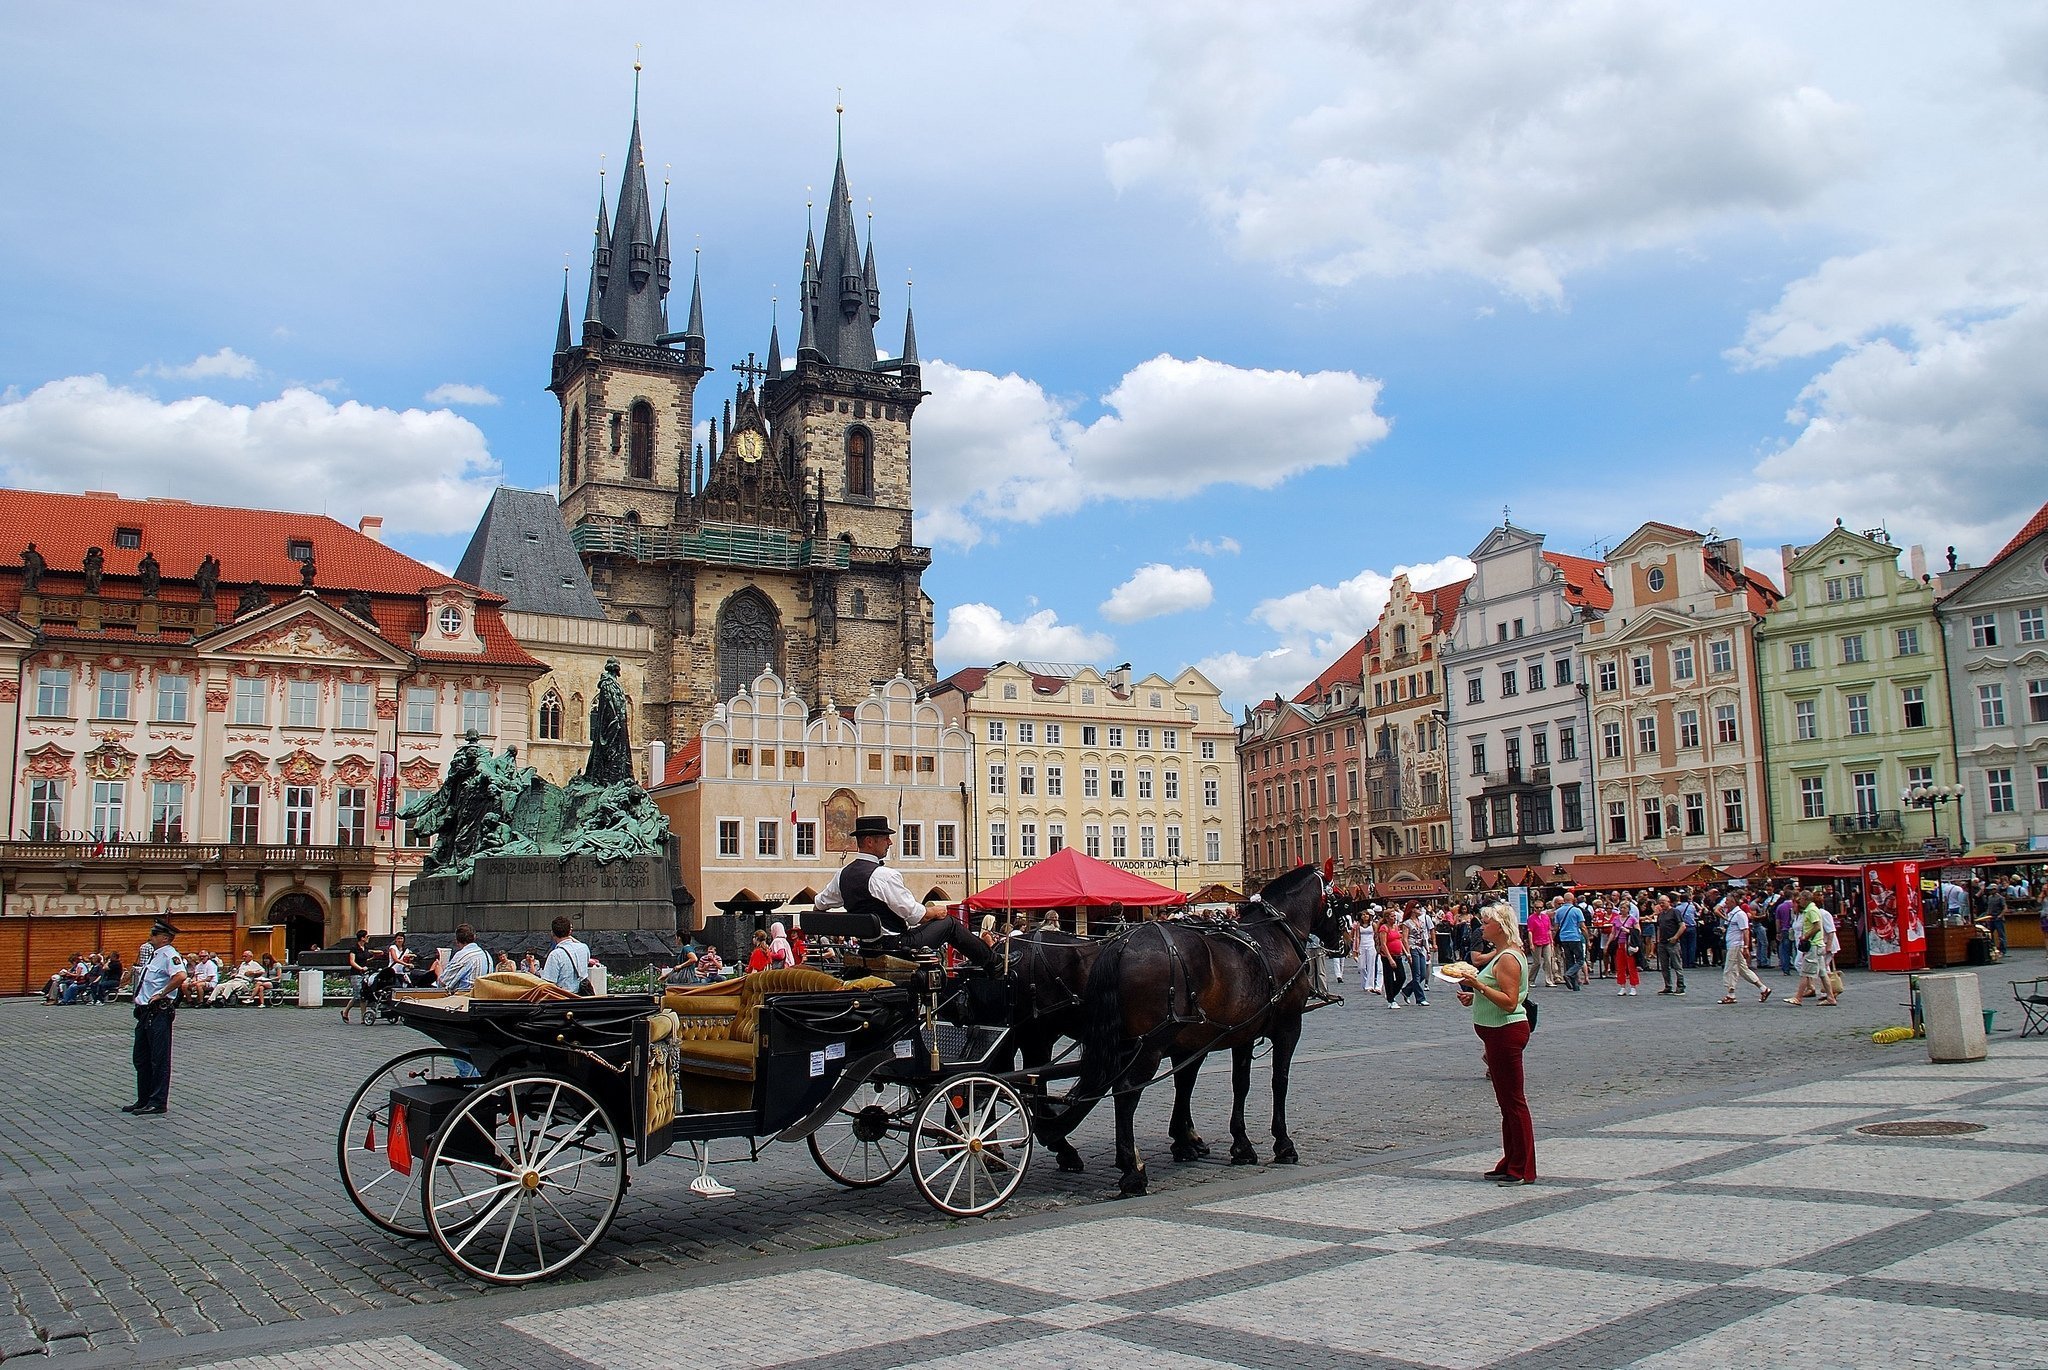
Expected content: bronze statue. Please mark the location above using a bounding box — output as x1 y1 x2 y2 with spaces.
82 547 104 595
343 587 374 620
298 553 316 589
19 543 44 592
237 581 269 616
194 554 221 601
137 551 161 599
584 657 635 787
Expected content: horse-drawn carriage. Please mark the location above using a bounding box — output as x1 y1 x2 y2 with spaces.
335 866 1338 1283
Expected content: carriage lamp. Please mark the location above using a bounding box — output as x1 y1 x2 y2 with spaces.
1902 783 1964 851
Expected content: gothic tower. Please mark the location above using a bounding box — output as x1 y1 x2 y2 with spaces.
549 96 932 747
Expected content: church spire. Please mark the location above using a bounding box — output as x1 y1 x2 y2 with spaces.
595 71 666 345
766 303 783 377
862 214 880 325
555 269 573 354
804 107 880 370
900 298 918 367
685 248 704 341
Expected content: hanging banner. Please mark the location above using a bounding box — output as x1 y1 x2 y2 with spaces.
375 751 398 832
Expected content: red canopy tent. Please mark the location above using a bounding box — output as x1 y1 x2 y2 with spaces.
965 847 1190 910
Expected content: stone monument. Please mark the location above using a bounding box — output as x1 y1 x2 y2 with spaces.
401 659 693 966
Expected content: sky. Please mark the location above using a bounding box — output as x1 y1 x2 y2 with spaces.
2 2 2044 714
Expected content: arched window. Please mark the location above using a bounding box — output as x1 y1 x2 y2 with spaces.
629 400 654 480
537 688 563 741
717 587 782 701
848 587 867 617
567 407 581 487
844 426 873 498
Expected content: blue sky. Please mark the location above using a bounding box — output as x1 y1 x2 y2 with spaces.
3 2 2043 712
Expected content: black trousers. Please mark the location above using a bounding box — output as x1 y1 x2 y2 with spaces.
132 1005 175 1108
897 917 996 967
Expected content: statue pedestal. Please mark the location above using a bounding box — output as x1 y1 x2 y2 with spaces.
405 854 689 968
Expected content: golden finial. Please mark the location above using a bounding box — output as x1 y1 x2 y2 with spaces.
634 42 642 72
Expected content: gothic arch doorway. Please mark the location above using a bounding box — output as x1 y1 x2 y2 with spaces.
268 891 327 960
717 588 782 702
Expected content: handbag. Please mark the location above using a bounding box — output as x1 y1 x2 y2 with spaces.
1797 935 1813 953
1827 970 1845 996
1523 996 1539 1032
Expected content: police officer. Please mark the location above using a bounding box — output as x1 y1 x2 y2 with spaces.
815 816 995 968
124 919 187 1115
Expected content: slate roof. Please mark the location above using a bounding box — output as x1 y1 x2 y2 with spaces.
454 488 605 619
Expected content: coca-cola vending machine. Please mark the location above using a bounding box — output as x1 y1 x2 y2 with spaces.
1863 859 1926 972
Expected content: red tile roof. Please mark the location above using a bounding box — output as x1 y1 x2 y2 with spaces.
1292 631 1373 704
1986 499 2048 571
1417 577 1470 628
660 737 703 788
1541 551 1612 611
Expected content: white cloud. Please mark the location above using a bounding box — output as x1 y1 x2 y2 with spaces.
915 355 1388 548
141 347 260 381
423 382 502 407
1252 554 1475 652
1186 534 1241 556
934 603 1115 669
1100 563 1213 623
1192 645 1333 710
0 375 502 536
1109 0 1857 303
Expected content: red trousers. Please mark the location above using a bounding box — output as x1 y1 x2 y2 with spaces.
1476 1021 1535 1182
1614 945 1639 988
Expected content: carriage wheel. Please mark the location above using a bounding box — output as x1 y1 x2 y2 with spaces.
421 1072 625 1284
910 1073 1033 1217
807 1080 915 1188
336 1048 475 1238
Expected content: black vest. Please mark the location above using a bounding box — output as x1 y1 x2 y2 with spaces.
839 858 908 934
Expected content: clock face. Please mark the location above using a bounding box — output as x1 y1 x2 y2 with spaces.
735 430 763 462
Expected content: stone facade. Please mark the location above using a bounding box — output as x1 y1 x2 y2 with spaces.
501 609 656 789
1239 644 1369 894
1363 575 1468 893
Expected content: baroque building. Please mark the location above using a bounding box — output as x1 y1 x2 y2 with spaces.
1444 524 1609 876
550 98 933 749
1363 575 1468 895
1755 523 1955 860
1581 523 1781 864
1238 638 1369 894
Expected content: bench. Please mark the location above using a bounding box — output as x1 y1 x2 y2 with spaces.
662 967 893 1111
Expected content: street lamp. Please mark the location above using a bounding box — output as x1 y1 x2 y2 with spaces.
1902 783 1965 852
1163 855 1194 891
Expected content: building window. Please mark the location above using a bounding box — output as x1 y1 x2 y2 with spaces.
1016 763 1035 796
628 400 654 480
1046 765 1064 797
1470 740 1487 776
1607 801 1627 843
717 819 741 857
1466 675 1483 705
1722 788 1746 833
936 823 958 859
234 676 269 726
1109 768 1126 799
1789 641 1813 671
27 779 64 841
337 787 367 847
90 780 125 839
1555 656 1573 686
1896 626 1922 656
757 820 779 857
987 720 1005 743
287 679 319 728
567 406 581 485
400 790 430 847
339 682 371 730
1630 655 1652 688
1671 645 1694 682
1081 725 1098 746
1799 776 1826 819
1164 728 1180 751
1015 721 1035 744
1137 727 1153 749
1560 783 1584 831
1520 792 1555 836
537 689 564 740
797 821 820 857
96 671 132 720
1500 669 1518 698
1970 614 1999 649
1986 767 2016 814
1108 726 1124 748
2031 679 2048 724
1205 829 1222 863
1635 717 1658 755
1683 792 1706 836
404 686 437 733
1199 738 1214 759
1714 704 1740 744
1083 767 1099 798
1084 824 1102 858
283 785 315 846
1505 736 1522 773
1018 823 1038 859
1110 824 1128 859
1677 709 1700 750
1845 692 1872 735
1137 769 1153 800
1709 640 1735 674
845 426 874 498
1639 798 1663 839
1840 634 1866 665
2021 607 2046 643
2038 765 2048 811
154 673 190 724
1203 778 1220 808
1164 770 1180 800
1979 683 2007 729
1601 722 1623 759
1850 770 1878 816
1558 725 1577 761
988 763 1005 796
1136 825 1155 859
1469 797 1490 841
1906 764 1934 790
1794 699 1818 741
985 822 1008 860
1047 724 1064 745
1162 824 1181 859
33 668 71 717
461 690 492 736
1527 661 1545 693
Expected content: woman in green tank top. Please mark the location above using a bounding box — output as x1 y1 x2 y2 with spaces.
1451 903 1536 1184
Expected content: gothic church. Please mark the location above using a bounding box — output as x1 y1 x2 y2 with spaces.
549 94 934 748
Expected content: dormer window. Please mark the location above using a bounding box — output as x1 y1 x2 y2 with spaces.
287 538 314 562
438 606 463 636
114 527 142 550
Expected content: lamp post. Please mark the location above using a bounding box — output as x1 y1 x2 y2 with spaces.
1164 855 1193 891
1902 783 1965 853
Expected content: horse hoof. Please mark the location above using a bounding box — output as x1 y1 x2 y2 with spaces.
1056 1152 1086 1174
1274 1146 1300 1165
1118 1168 1149 1197
1230 1147 1259 1166
1191 1138 1211 1158
1171 1141 1202 1163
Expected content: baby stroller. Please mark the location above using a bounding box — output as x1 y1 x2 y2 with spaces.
358 964 404 1025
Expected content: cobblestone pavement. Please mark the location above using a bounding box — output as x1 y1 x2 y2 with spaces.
2 957 2043 1364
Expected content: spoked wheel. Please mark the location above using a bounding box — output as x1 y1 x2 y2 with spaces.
421 1072 625 1284
910 1073 1034 1217
336 1048 475 1237
808 1080 915 1187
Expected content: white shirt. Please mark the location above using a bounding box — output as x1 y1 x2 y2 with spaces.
134 944 185 1006
542 936 590 992
815 853 927 926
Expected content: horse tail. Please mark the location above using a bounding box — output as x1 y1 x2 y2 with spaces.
1074 934 1131 1103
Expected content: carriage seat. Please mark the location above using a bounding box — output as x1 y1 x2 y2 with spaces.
664 968 893 1083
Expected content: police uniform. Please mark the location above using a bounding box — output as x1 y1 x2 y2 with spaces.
127 925 186 1114
816 818 993 969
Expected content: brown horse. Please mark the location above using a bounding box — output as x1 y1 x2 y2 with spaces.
1067 864 1339 1196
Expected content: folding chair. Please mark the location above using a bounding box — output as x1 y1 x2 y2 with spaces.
2013 978 2048 1039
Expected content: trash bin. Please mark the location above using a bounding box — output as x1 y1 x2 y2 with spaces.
1919 971 1987 1063
297 968 325 1009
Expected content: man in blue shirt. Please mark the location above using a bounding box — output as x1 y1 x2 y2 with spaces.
542 916 591 994
1553 896 1588 991
124 920 187 1116
1676 894 1699 968
436 923 491 992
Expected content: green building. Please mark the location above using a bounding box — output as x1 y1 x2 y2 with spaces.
1756 525 1958 860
